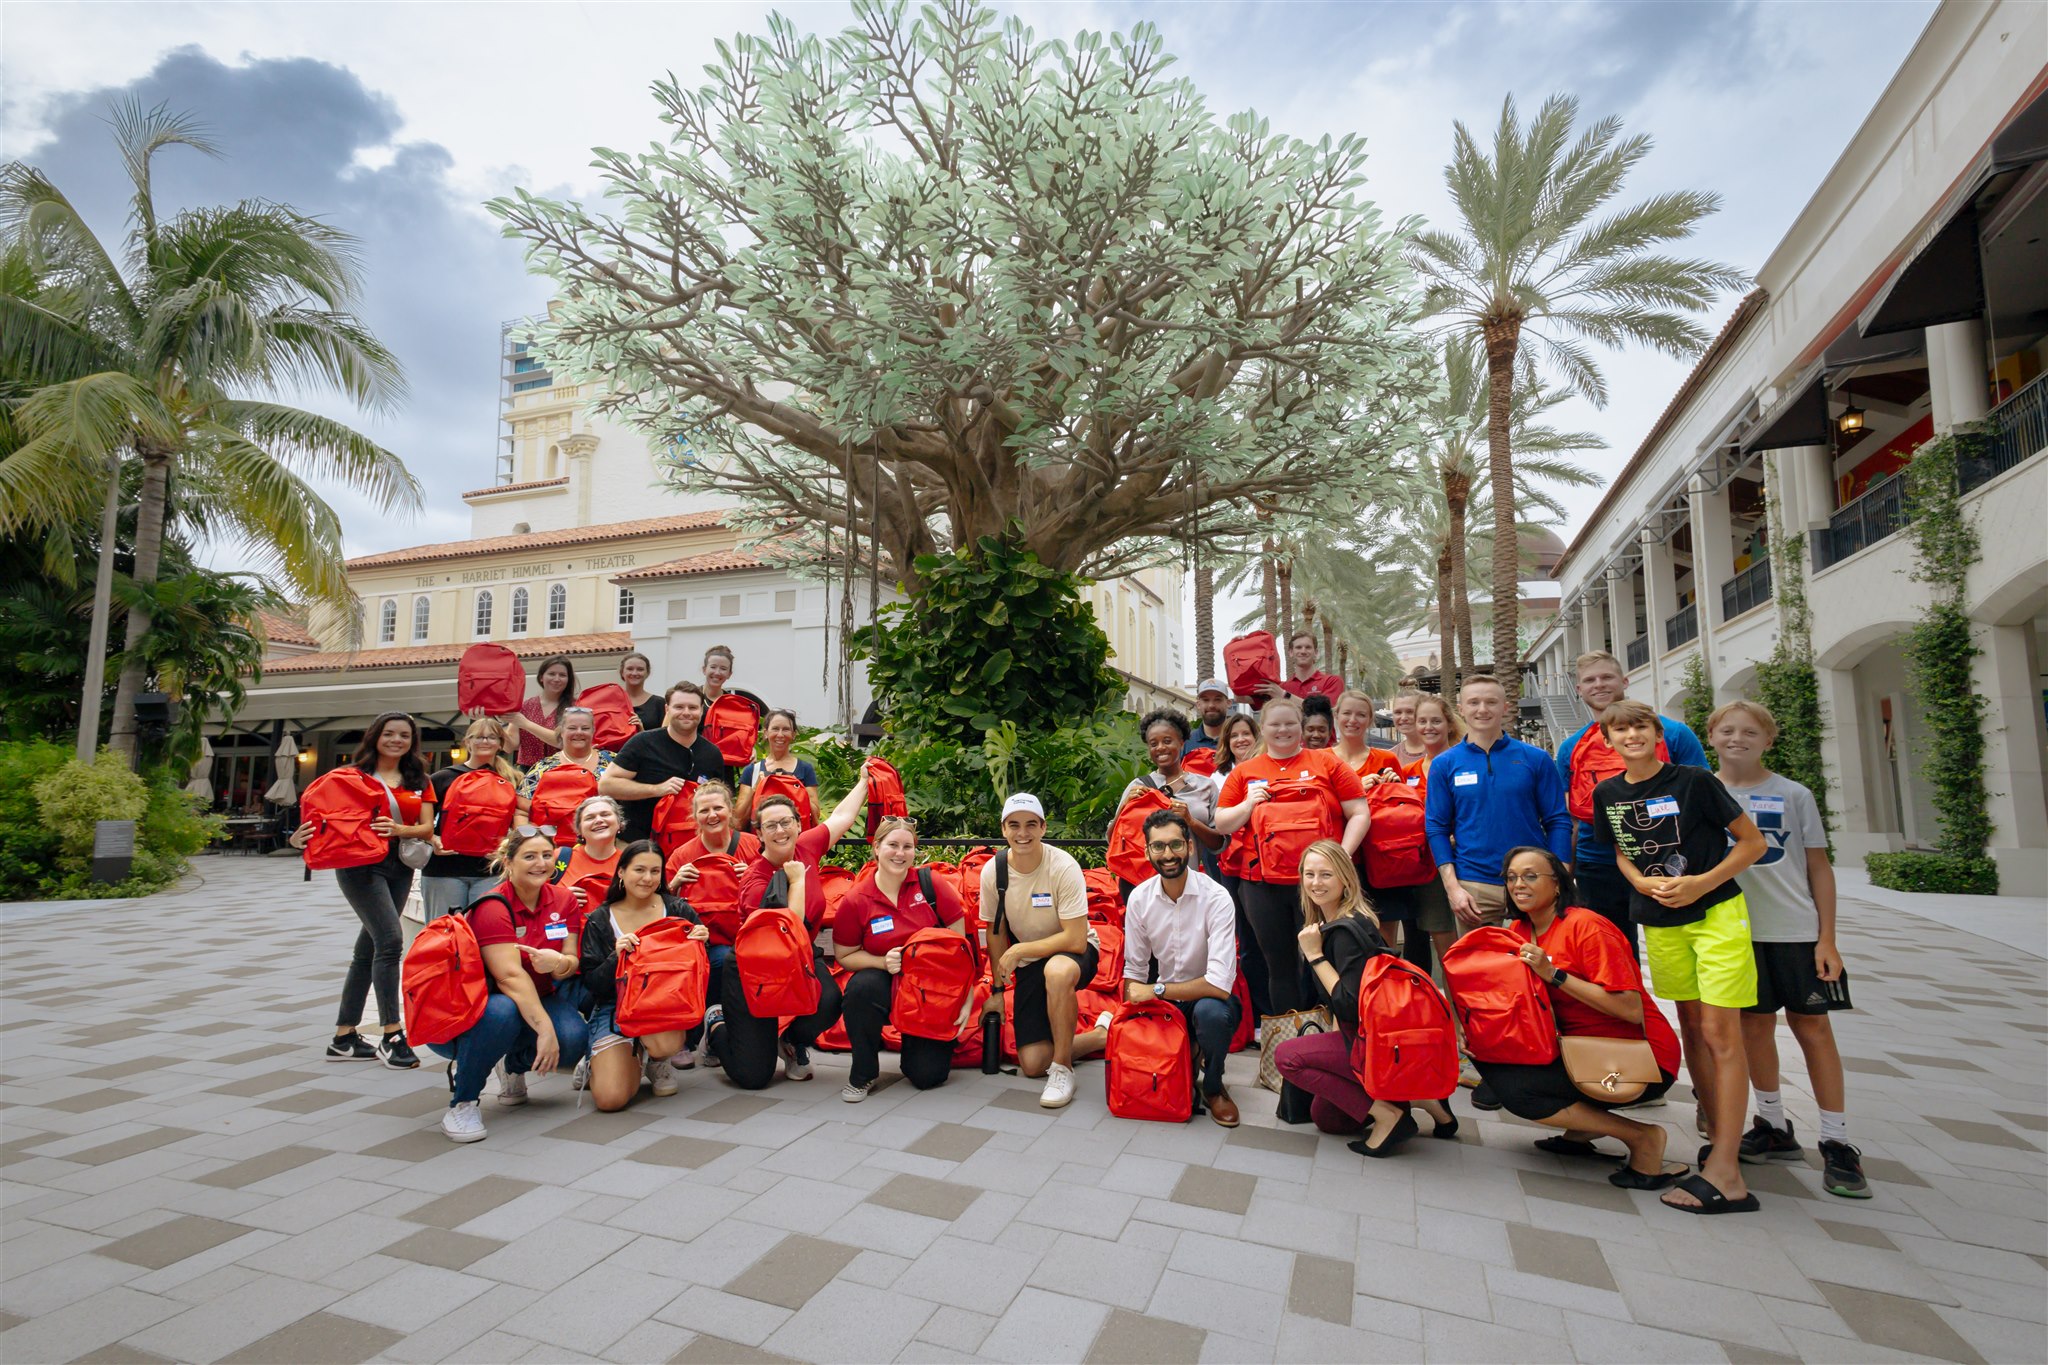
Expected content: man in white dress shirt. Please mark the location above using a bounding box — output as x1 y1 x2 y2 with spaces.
1121 808 1240 1127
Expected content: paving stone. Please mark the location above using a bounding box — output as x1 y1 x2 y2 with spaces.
689 1095 780 1124
655 1285 795 1348
1819 1218 1896 1250
400 1175 539 1229
901 1235 1040 1314
1086 1307 1207 1364
980 1286 1113 1363
0 1286 185 1363
122 1271 343 1362
97 1216 255 1270
360 1129 462 1163
217 1310 403 1363
382 1227 506 1270
905 1121 994 1163
547 1106 664 1145
1169 1165 1255 1215
1028 1231 1170 1312
54 1128 202 1168
1515 1168 1638 1215
865 1172 981 1221
193 1144 330 1188
499 1263 687 1352
1926 1116 2039 1151
628 1135 737 1168
1286 1253 1353 1326
915 1305 997 1354
464 1217 635 1291
724 1233 859 1310
1816 1280 1989 1363
1148 1269 1285 1345
1505 1221 1618 1292
667 1334 799 1363
327 1262 497 1332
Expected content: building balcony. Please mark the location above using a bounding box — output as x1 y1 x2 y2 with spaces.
1664 602 1699 652
1720 558 1773 621
1960 374 2048 494
1625 634 1650 671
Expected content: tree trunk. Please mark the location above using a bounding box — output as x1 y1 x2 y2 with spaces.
76 452 124 764
1277 558 1294 666
1483 320 1522 709
1436 546 1457 686
108 450 170 768
1320 616 1337 685
1194 564 1215 683
1260 541 1277 637
1445 474 1476 677
1338 640 1350 681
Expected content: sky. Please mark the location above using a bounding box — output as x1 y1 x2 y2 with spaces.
2 0 1941 666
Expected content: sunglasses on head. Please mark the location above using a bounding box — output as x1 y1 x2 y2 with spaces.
513 824 557 841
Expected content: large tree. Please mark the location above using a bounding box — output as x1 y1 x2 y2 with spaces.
491 1 1433 597
1409 94 1741 706
0 102 418 763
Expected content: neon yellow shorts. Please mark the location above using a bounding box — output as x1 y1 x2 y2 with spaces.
1644 894 1757 1009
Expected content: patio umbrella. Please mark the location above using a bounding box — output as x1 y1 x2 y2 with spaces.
183 736 215 803
263 734 299 805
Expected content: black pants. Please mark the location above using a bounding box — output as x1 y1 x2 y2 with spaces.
1220 874 1274 1023
712 949 843 1090
1241 879 1310 1014
1574 859 1639 955
841 968 953 1090
335 851 411 1031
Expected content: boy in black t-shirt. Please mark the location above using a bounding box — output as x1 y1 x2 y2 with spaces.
1591 699 1767 1216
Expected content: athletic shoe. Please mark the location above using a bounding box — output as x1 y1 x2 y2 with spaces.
1819 1140 1871 1199
1738 1115 1805 1164
442 1101 487 1143
780 1039 813 1082
672 1046 696 1071
1615 1093 1667 1109
377 1031 419 1070
1039 1062 1077 1109
1469 1081 1502 1112
497 1068 528 1106
326 1033 378 1062
697 1007 724 1069
646 1056 678 1097
841 1079 876 1103
571 1058 588 1091
1696 1109 1713 1138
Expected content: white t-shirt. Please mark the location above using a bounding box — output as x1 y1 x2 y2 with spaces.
1721 773 1827 942
978 843 1098 949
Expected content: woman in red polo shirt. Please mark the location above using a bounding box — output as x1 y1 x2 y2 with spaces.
663 781 760 1069
1478 846 1686 1190
833 817 972 1101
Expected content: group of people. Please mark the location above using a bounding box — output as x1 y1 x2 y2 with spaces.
298 633 1869 1216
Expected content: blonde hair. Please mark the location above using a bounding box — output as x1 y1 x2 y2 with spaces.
1261 695 1306 722
1598 698 1663 738
462 716 519 782
1575 650 1625 677
692 778 735 811
1707 699 1779 744
1336 689 1377 717
571 794 625 838
1413 692 1464 742
871 815 919 846
489 825 556 874
1296 840 1379 929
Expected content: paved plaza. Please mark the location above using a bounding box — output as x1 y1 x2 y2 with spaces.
1 857 2043 1365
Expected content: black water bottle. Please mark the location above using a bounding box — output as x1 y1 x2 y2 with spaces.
981 984 1004 1074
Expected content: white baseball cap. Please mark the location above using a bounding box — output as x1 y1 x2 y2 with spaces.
1196 678 1229 697
1000 792 1046 822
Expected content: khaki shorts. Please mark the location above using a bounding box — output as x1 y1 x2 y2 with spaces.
1457 879 1509 932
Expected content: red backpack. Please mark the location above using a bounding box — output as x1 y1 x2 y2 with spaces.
891 926 979 1041
528 765 598 847
1182 746 1217 777
299 768 390 870
1090 920 1126 993
1105 785 1172 886
752 770 815 829
1224 631 1281 700
1349 955 1459 1102
1441 926 1559 1065
733 903 821 1017
677 851 746 944
650 783 700 854
615 917 711 1035
863 758 908 839
1106 999 1194 1123
456 643 526 715
439 768 518 858
401 908 489 1045
576 684 640 750
1250 778 1338 883
1083 866 1126 929
1567 726 1671 823
1363 782 1434 889
956 846 995 927
703 693 763 765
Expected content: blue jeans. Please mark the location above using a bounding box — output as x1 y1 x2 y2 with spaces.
420 874 494 922
427 991 590 1105
1173 994 1242 1096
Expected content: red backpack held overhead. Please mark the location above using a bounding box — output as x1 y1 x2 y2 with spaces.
1106 999 1194 1123
703 692 764 766
1349 955 1459 1102
615 918 711 1035
752 770 815 830
1363 781 1434 889
401 908 489 1045
576 684 640 750
863 758 908 839
891 927 980 1041
1224 631 1282 700
1249 778 1339 883
1440 926 1559 1065
528 764 599 847
650 783 701 854
456 642 526 716
438 768 519 858
298 767 390 871
732 903 821 1017
1105 785 1173 887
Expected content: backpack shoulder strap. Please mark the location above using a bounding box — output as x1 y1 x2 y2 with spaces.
991 849 1010 941
763 867 791 911
917 865 936 911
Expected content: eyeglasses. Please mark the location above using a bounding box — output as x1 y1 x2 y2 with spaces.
1502 871 1554 885
514 824 557 841
759 818 799 833
1146 840 1189 855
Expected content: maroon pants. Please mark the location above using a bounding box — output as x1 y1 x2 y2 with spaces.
1273 1029 1370 1135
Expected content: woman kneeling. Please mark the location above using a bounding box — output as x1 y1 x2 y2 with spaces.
580 841 709 1111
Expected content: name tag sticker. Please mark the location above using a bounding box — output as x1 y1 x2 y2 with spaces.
1030 891 1054 908
869 915 894 934
1749 795 1786 814
1646 797 1681 818
1453 771 1479 787
1406 775 1421 786
543 921 569 941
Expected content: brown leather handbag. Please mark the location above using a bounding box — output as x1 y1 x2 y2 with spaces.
1558 1035 1662 1104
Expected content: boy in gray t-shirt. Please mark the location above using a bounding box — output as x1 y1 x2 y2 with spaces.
1708 700 1868 1199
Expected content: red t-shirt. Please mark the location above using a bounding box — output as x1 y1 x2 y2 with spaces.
737 823 833 934
557 845 621 910
471 880 585 996
833 868 965 957
1510 909 1681 1075
1218 748 1369 811
1342 746 1402 784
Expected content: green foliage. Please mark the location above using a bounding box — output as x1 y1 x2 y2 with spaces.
1866 851 1999 897
852 533 1121 743
0 738 66 899
0 741 218 899
1901 432 1991 860
1755 527 1833 851
1680 651 1715 771
33 750 150 857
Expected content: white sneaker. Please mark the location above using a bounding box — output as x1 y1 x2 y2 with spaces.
442 1101 487 1143
571 1058 588 1092
1039 1062 1077 1109
780 1039 813 1082
497 1068 528 1106
672 1046 696 1071
841 1079 875 1103
646 1056 678 1097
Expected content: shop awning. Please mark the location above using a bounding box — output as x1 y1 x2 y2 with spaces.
1858 207 1984 338
1739 365 1830 454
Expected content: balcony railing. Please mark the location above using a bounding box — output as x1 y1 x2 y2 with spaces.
1664 602 1699 652
1720 558 1773 621
1961 375 2048 494
1815 476 1909 571
1625 634 1649 671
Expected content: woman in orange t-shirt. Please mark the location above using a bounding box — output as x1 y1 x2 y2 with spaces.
1214 696 1370 1012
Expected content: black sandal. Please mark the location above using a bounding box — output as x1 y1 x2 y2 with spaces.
1661 1172 1760 1214
1430 1113 1460 1141
1534 1136 1612 1161
1350 1111 1419 1158
1609 1163 1688 1191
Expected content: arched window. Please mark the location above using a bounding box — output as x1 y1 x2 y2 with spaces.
412 595 431 643
378 599 397 644
474 589 493 637
616 587 635 626
547 582 568 632
510 586 530 635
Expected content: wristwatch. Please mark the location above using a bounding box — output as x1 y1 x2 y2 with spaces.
1551 967 1571 988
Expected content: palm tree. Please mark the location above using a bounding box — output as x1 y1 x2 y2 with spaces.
1409 93 1744 706
0 101 418 763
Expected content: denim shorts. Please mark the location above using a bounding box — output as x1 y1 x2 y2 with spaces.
587 1003 633 1054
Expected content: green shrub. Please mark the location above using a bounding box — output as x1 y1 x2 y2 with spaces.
1866 851 1999 897
1680 652 1715 770
32 751 150 858
0 742 221 900
0 739 68 900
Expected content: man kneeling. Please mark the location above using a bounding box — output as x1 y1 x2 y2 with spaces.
1122 810 1242 1127
982 793 1103 1108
